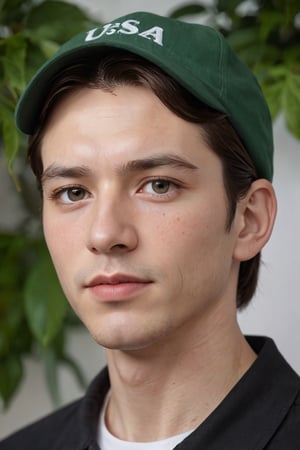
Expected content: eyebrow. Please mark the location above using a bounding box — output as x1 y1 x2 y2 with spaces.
41 154 198 186
41 165 92 186
119 154 198 173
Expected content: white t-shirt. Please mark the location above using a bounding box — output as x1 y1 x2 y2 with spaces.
98 395 194 450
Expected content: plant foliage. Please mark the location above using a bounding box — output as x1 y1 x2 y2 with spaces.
0 0 101 408
170 0 300 139
0 0 299 409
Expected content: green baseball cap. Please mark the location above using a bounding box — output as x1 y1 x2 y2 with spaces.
15 11 273 180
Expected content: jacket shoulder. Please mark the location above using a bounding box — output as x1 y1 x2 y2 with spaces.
266 390 300 449
0 399 82 449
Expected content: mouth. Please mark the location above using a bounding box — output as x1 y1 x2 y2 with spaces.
84 273 153 302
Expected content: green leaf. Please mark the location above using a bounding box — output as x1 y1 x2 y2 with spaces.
257 65 286 120
25 0 92 43
23 30 60 60
259 10 283 41
62 354 87 391
0 318 11 357
0 0 31 26
283 71 300 139
42 346 61 405
283 45 300 66
0 355 23 408
23 38 50 81
38 39 60 59
0 235 21 287
39 336 87 405
2 33 26 95
263 80 285 120
0 0 6 22
227 27 259 51
218 0 242 15
235 43 280 67
169 4 206 19
0 105 20 184
25 253 68 346
0 298 30 358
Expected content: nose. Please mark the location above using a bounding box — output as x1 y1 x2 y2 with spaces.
86 198 138 255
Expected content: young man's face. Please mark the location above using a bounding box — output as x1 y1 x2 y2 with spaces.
41 85 243 352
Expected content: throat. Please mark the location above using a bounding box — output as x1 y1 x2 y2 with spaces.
104 334 256 442
99 392 195 447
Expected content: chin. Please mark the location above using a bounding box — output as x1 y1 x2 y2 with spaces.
82 310 173 352
89 325 168 353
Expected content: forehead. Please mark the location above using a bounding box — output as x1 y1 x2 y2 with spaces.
41 85 220 172
44 84 195 136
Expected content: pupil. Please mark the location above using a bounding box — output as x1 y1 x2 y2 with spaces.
153 180 169 194
68 188 84 201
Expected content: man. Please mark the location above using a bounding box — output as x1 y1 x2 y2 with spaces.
1 11 299 450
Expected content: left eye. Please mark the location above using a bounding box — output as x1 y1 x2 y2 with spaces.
58 187 88 203
150 179 171 194
139 178 179 198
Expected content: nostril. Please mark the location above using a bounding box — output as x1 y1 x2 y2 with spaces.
113 243 127 250
87 225 138 254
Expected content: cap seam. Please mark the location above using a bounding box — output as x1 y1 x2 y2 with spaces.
217 32 226 101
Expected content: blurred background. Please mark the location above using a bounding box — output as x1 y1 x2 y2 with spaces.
0 0 299 439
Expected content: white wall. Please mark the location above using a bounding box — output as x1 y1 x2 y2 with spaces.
238 115 300 369
1 0 300 440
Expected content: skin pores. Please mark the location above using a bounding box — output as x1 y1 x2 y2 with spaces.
41 86 243 353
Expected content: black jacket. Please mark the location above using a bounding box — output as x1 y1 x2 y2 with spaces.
1 336 300 449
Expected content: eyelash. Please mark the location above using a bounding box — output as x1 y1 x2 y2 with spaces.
138 177 181 198
48 177 182 204
48 184 90 203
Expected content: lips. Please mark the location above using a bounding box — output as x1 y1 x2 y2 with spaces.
86 273 151 287
84 273 152 302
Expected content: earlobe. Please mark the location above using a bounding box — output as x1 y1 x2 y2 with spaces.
233 179 277 262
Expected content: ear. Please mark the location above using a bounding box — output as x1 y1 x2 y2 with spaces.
233 179 277 262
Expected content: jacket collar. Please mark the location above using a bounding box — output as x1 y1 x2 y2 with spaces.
177 336 300 449
76 337 300 450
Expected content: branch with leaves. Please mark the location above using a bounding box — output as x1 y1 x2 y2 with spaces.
0 0 101 409
0 0 299 409
170 0 300 139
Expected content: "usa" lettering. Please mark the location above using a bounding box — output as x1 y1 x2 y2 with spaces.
85 19 164 47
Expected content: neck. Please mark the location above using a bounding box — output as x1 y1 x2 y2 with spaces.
104 307 256 442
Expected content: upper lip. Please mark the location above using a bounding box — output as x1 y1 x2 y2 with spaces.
85 273 152 287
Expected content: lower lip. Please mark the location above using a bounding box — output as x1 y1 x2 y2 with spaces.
87 282 151 302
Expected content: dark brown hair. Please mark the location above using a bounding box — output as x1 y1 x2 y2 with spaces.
28 48 259 309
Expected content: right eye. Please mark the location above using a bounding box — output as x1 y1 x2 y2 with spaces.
50 186 90 204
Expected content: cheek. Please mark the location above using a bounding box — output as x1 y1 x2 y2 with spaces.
152 206 227 255
43 211 82 306
43 209 81 270
150 204 233 286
